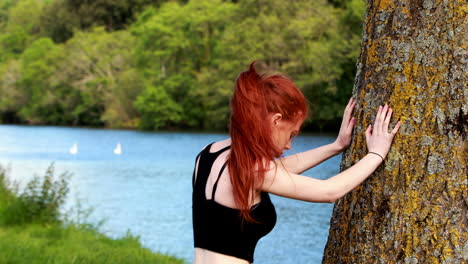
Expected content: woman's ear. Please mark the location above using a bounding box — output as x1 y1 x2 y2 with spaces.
271 113 283 126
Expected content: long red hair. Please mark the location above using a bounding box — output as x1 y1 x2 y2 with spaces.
228 61 308 222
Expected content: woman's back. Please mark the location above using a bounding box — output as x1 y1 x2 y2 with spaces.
192 139 277 264
202 139 236 207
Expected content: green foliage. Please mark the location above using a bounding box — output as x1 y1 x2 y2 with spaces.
0 0 15 28
0 0 366 131
0 165 16 209
191 0 364 129
305 0 365 129
38 0 78 43
0 0 44 62
132 0 238 129
0 59 23 114
135 84 183 130
57 28 141 127
100 69 145 128
0 26 142 126
39 0 166 43
17 38 60 123
0 224 184 264
0 164 184 263
0 163 71 225
7 36 82 125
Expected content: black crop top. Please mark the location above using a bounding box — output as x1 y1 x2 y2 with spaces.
192 143 277 263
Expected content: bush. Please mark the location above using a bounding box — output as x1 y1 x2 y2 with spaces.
0 163 71 225
0 165 17 208
0 163 185 263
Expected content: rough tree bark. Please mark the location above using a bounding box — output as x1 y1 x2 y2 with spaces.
323 0 467 263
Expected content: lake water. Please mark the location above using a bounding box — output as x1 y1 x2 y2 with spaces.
0 125 341 264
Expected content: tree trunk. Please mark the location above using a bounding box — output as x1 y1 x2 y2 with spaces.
323 0 467 263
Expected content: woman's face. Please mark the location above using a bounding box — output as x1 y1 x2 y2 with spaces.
271 115 302 157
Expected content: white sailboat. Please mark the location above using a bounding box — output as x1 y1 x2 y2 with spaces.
70 143 78 155
113 143 122 155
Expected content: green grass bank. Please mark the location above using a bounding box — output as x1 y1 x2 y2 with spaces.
0 164 184 264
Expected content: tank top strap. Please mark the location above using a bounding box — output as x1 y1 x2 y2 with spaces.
211 161 228 201
192 151 203 188
208 144 231 200
192 143 213 188
210 144 231 154
193 143 231 195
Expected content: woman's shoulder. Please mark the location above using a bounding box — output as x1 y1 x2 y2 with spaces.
208 138 231 153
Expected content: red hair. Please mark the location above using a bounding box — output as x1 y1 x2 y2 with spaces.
228 61 308 222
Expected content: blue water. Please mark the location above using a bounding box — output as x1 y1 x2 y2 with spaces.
0 125 341 264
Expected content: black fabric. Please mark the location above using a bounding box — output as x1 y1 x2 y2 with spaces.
192 143 277 263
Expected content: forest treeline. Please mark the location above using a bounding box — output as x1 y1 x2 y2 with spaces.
0 0 365 131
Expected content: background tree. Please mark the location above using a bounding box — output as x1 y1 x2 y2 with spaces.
323 0 467 263
0 0 43 62
39 0 159 43
15 38 65 124
0 0 367 131
131 0 238 130
197 0 365 130
56 28 140 127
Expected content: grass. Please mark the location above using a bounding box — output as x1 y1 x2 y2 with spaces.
0 164 185 264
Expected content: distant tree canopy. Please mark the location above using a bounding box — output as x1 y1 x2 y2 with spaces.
40 0 162 43
0 0 366 131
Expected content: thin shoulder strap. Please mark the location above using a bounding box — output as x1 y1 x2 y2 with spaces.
212 145 231 154
192 151 202 188
192 143 213 188
211 161 228 201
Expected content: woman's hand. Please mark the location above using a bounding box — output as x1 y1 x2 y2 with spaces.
366 104 401 159
334 98 356 152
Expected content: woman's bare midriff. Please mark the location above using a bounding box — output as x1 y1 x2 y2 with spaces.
194 248 250 264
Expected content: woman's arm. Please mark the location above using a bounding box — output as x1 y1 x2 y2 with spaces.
264 153 383 203
278 98 356 174
263 104 401 203
276 142 343 175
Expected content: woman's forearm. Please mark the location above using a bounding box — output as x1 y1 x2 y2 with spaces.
278 142 343 174
325 153 383 202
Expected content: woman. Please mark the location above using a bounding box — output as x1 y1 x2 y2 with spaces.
192 62 401 264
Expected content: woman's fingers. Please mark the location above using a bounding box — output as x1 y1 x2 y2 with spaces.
347 117 356 130
391 121 401 135
365 124 372 139
384 107 392 133
367 104 400 157
381 104 389 133
348 100 356 126
346 97 353 108
373 104 400 135
343 98 355 126
374 105 382 133
379 104 390 134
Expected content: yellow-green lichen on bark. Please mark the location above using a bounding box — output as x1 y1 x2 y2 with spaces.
323 0 467 263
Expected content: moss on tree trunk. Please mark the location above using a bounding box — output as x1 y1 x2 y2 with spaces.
322 0 467 263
